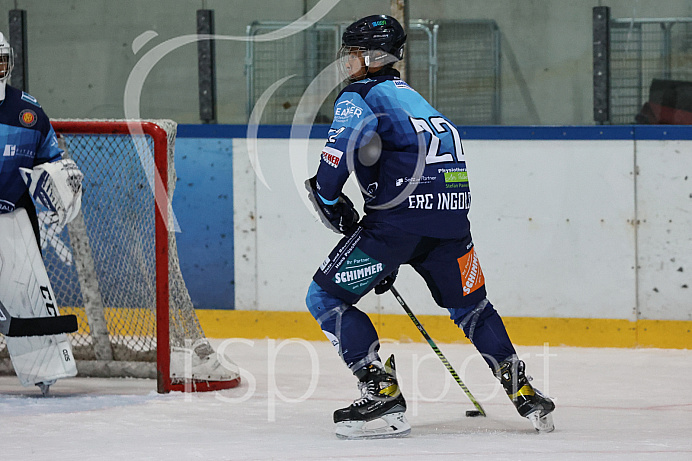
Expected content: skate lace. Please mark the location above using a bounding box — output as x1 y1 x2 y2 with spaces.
352 381 377 406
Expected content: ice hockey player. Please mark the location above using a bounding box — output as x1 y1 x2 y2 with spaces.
305 15 555 438
0 32 83 395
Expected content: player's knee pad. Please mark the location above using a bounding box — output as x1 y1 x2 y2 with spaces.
306 281 347 325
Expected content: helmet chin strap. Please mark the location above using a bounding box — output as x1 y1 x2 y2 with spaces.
0 81 5 101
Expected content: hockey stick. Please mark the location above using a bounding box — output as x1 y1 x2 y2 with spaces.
390 286 486 417
0 300 78 337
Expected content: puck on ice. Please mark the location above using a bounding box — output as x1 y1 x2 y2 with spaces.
465 410 483 417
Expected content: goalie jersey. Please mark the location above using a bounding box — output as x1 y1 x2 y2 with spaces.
0 85 62 215
314 71 473 239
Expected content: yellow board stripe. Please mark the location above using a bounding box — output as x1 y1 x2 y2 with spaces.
195 310 692 349
60 306 156 336
59 307 691 349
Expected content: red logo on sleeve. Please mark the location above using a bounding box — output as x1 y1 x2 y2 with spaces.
321 147 343 168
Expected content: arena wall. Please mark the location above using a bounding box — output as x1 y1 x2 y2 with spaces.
174 125 691 348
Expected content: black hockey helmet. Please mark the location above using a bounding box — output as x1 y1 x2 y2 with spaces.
342 15 406 61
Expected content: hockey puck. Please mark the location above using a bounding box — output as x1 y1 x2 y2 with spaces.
465 410 484 417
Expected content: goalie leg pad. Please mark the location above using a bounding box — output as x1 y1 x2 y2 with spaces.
0 208 77 386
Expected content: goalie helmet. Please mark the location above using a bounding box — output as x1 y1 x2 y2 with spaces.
338 15 406 82
0 32 13 100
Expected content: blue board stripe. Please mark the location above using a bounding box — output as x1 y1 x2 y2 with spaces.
177 124 690 140
633 125 692 140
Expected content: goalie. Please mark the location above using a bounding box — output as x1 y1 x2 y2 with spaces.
0 32 82 395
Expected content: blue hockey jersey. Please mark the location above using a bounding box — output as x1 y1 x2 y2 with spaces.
0 85 62 214
315 72 473 239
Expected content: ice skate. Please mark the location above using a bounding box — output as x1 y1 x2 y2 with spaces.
36 379 56 397
334 355 410 439
496 357 555 432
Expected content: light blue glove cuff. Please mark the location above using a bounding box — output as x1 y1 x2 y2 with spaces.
318 192 339 205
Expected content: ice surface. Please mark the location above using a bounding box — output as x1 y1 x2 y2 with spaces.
1 339 690 460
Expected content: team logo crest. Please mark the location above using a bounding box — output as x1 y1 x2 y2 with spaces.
19 109 37 127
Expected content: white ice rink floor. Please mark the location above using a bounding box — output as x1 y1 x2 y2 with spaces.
1 339 691 461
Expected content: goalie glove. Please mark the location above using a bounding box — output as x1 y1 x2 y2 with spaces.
305 176 359 234
19 158 84 229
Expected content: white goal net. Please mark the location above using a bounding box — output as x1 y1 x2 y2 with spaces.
0 119 239 393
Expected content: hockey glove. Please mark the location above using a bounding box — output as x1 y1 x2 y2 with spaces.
374 269 398 295
19 158 84 229
305 176 359 234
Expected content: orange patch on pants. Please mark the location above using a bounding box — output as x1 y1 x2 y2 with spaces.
457 247 485 295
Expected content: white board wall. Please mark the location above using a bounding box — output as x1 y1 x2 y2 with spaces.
233 137 690 322
636 140 692 321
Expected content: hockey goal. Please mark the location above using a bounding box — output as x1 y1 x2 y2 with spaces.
0 119 240 393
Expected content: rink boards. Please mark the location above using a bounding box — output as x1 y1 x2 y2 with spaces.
224 125 691 349
36 125 690 349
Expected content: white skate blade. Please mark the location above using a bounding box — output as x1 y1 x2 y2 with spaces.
528 411 555 432
335 412 411 440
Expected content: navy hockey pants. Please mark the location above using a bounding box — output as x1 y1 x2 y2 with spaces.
306 221 516 372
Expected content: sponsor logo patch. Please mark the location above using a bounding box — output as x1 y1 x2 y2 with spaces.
321 146 343 168
393 80 413 91
0 199 16 213
438 167 469 189
332 248 384 295
457 247 485 296
395 175 437 187
19 109 37 127
2 144 31 158
320 256 331 271
444 170 468 189
334 100 364 122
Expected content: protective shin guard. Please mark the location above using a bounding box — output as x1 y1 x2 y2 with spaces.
448 300 517 370
306 281 380 370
